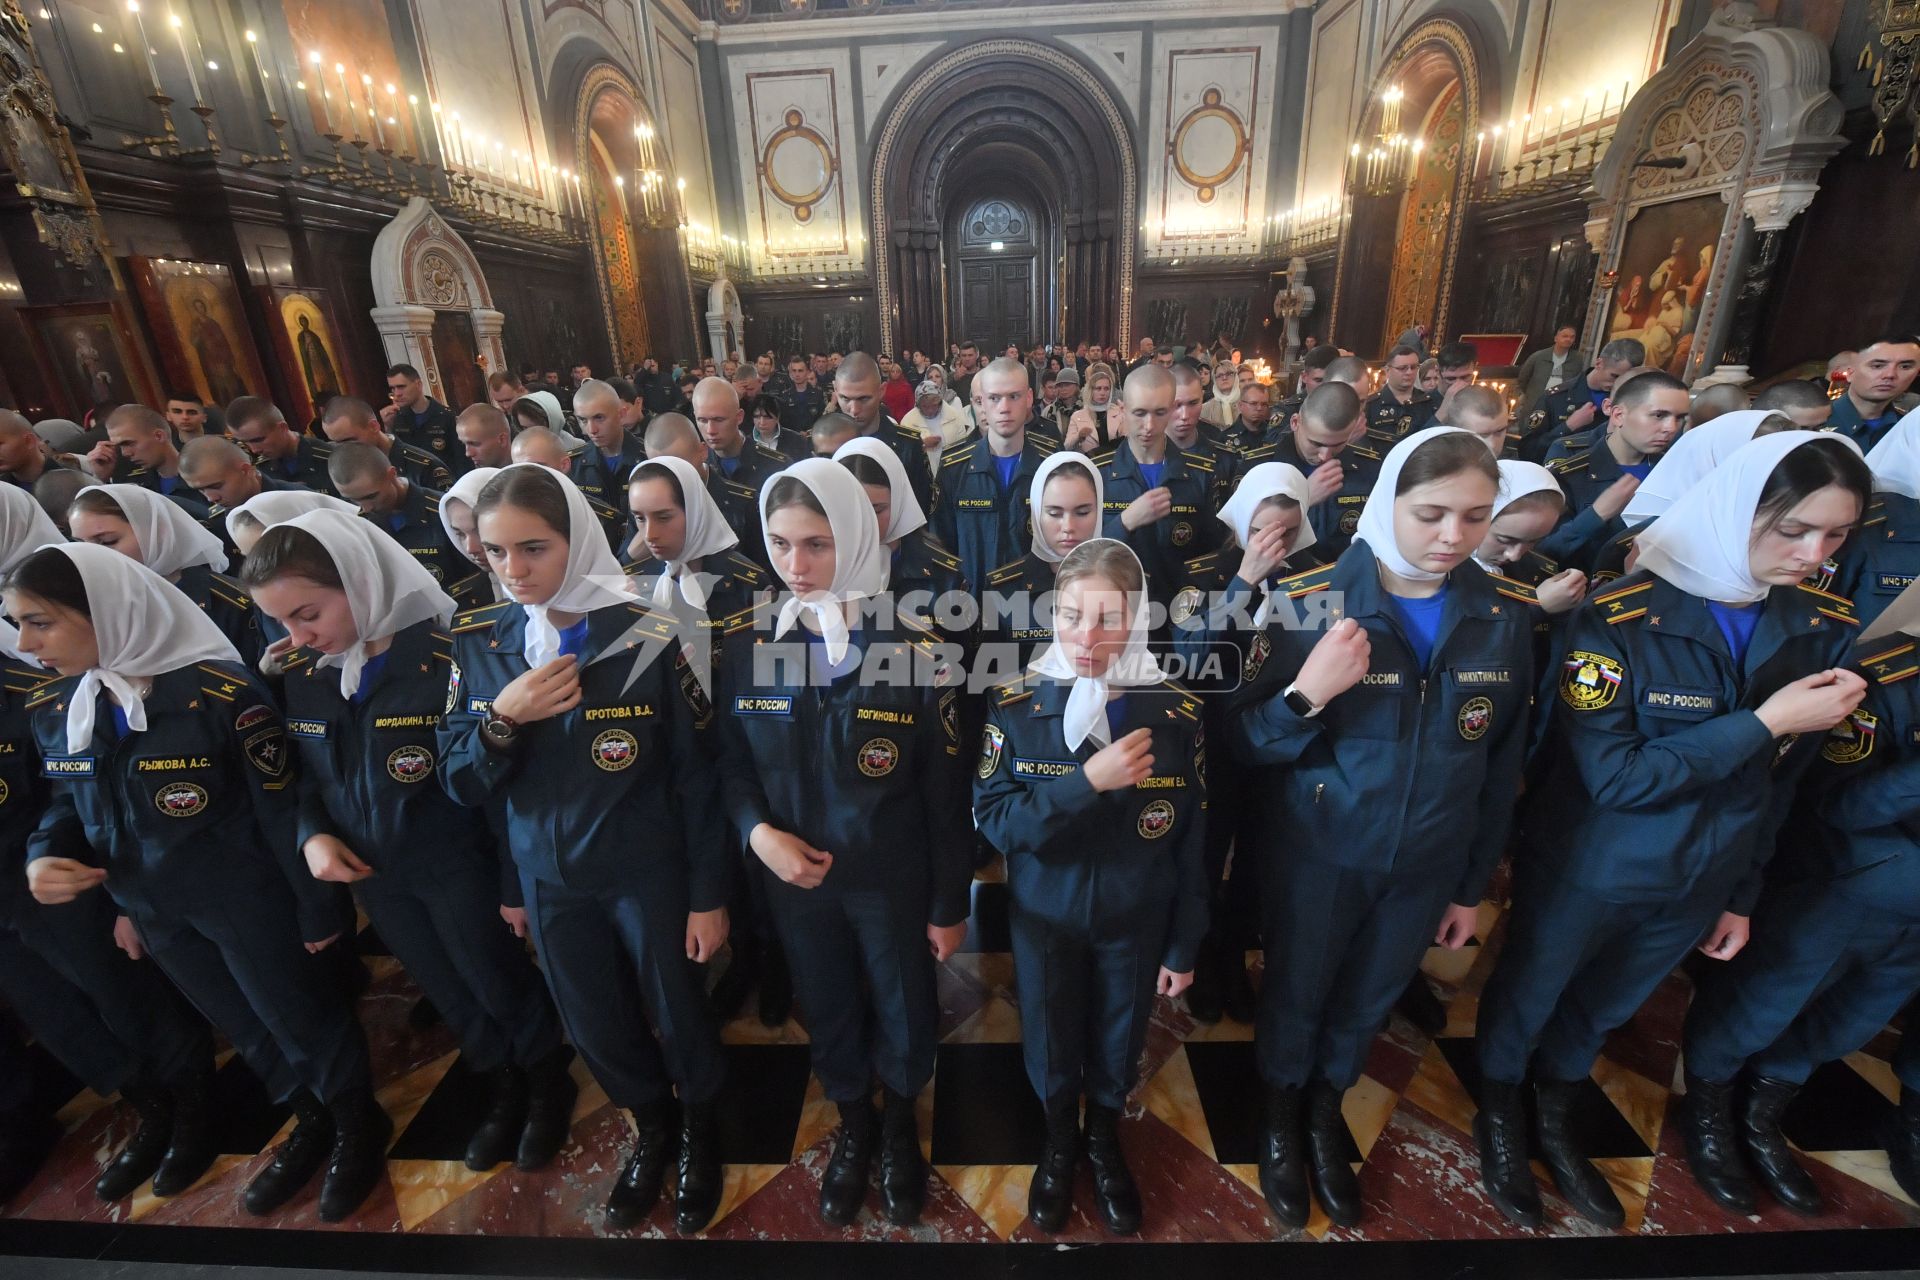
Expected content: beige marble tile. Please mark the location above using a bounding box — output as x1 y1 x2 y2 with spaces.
569 1054 608 1123
792 1074 837 1160
935 1163 1033 1240
377 1049 456 1141
944 993 1024 1044
1345 1074 1398 1161
387 1157 502 1231
1846 1049 1903 1106
1807 1148 1915 1207
1590 1155 1654 1234
1593 1056 1667 1154
704 1162 788 1231
1403 1042 1476 1136
1181 1016 1256 1043
1141 1048 1214 1159
126 1154 254 1223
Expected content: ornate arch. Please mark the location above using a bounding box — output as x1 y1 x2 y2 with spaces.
368 197 504 402
570 60 667 370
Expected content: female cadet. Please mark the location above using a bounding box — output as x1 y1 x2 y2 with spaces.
717 459 972 1228
67 485 261 664
435 463 730 1235
1837 405 1920 628
0 492 217 1206
1677 573 1920 1216
975 538 1208 1236
241 509 572 1175
1594 410 1789 582
835 438 972 658
1229 427 1533 1230
226 491 359 558
437 467 504 610
1474 432 1871 1231
12 544 386 1222
978 452 1104 677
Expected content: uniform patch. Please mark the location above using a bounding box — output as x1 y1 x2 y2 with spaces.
286 719 329 740
940 689 959 749
0 778 10 806
1822 708 1877 765
591 728 639 771
41 756 93 778
1171 521 1194 548
238 706 288 779
1560 651 1623 711
677 655 713 728
857 737 899 778
1137 798 1175 840
154 780 208 818
386 745 434 783
1243 629 1270 683
1012 757 1078 779
1339 508 1361 535
1171 586 1204 627
446 661 460 716
733 695 794 716
1458 696 1493 741
978 723 1005 779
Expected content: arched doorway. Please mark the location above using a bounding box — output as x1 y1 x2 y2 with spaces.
871 40 1135 355
947 182 1055 353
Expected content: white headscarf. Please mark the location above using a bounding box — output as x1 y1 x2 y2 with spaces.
1622 410 1775 525
763 458 888 665
1633 431 1862 605
276 509 456 697
485 463 635 667
436 466 500 551
523 390 566 433
1029 538 1168 751
1216 461 1319 625
833 436 927 544
0 486 67 664
1474 461 1564 573
225 488 358 544
49 543 240 753
631 455 737 611
1864 404 1920 499
1354 425 1483 583
1027 452 1105 565
89 485 226 578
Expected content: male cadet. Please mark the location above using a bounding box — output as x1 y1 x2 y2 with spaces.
1829 333 1920 449
950 341 981 402
1522 337 1645 463
1262 345 1341 437
320 396 454 491
730 362 763 410
1448 384 1518 457
488 370 529 418
1166 362 1240 506
1364 344 1438 443
327 440 465 585
810 412 860 458
226 395 337 493
607 376 650 440
0 413 59 492
179 436 297 531
779 355 827 435
1270 381 1378 556
1538 369 1687 572
1318 356 1379 444
507 427 629 554
1688 382 1751 428
835 352 934 511
932 356 1058 594
381 362 466 478
1433 341 1479 403
1752 378 1834 429
1037 364 1082 438
455 403 516 469
569 378 648 511
645 411 769 569
89 405 207 515
164 390 215 440
1098 363 1221 607
693 376 787 491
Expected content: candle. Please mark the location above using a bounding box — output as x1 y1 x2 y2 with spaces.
127 1 163 95
615 173 627 216
333 63 357 139
307 51 331 132
243 30 278 115
407 94 425 159
448 111 465 168
361 75 384 147
386 84 402 151
573 174 584 219
168 11 204 105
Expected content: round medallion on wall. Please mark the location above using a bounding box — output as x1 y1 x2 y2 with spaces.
1170 87 1249 205
761 107 836 224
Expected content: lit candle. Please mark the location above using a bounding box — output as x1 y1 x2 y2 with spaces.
361 75 384 148
307 51 331 132
242 30 277 115
127 1 163 96
448 111 465 167
573 174 584 219
386 84 402 151
335 63 357 139
615 173 628 215
407 94 425 159
168 11 204 105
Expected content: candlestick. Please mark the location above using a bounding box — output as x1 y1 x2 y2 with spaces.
128 1 163 95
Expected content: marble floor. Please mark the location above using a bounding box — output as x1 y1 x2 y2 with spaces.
4 860 1919 1277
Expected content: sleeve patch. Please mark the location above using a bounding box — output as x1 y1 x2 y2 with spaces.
1560 651 1624 711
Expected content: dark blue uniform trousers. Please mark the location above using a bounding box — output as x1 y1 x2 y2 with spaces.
519 873 723 1109
766 880 935 1102
1478 863 1724 1084
1257 855 1454 1090
1685 887 1920 1089
1010 901 1168 1111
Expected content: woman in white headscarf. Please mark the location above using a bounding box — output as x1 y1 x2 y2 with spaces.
432 466 504 608
240 509 570 1176
1475 431 1873 1231
715 458 968 1230
1836 403 1920 629
834 436 969 627
7 542 387 1221
974 536 1205 1238
976 451 1105 672
68 484 262 664
0 484 64 660
436 461 729 1236
225 488 359 557
1230 426 1532 1232
1473 461 1590 613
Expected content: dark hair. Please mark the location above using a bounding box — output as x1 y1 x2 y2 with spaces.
1302 345 1341 372
1300 382 1361 430
165 389 203 405
1254 493 1302 519
1055 539 1143 599
839 453 891 488
629 461 687 510
67 487 128 523
476 465 571 539
1752 438 1872 536
509 397 552 430
1753 380 1830 412
606 376 638 404
1396 432 1499 496
386 363 420 381
1387 344 1422 363
3 547 89 617
1752 412 1799 437
239 525 344 591
1040 459 1099 502
225 395 284 432
1863 331 1920 352
764 474 826 518
321 395 377 427
746 393 782 422
1435 341 1478 371
1612 369 1688 411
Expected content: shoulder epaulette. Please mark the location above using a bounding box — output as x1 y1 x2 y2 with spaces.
1032 437 1059 458
1276 561 1337 598
1794 580 1860 625
1 663 51 695
1240 442 1278 463
940 441 978 469
1480 568 1538 605
283 646 317 673
753 442 787 464
451 600 512 633
585 493 618 517
1547 451 1588 473
723 549 767 585
1183 550 1223 573
1184 453 1215 473
1346 444 1381 462
723 595 779 636
196 662 245 701
1860 641 1919 684
1159 680 1202 721
920 541 962 572
985 559 1026 588
623 556 661 578
992 674 1036 707
1088 445 1117 467
206 574 251 610
25 676 73 709
1592 575 1653 624
720 477 757 500
310 440 335 457
420 492 441 512
447 569 490 596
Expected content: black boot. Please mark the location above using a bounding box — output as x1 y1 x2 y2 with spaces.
1083 1102 1141 1234
94 1078 172 1202
1392 974 1448 1037
758 944 793 1028
318 1087 393 1222
1185 932 1224 1025
1886 1086 1920 1205
1258 1085 1310 1228
516 1045 578 1171
605 1100 677 1229
1678 1073 1756 1215
708 938 760 1023
464 1065 527 1172
818 1098 876 1225
1473 1077 1541 1228
150 1065 219 1197
673 1099 723 1235
0 1111 60 1207
877 1088 926 1225
1027 1101 1079 1233
1536 1077 1624 1227
1743 1075 1821 1216
1303 1081 1362 1227
244 1089 333 1216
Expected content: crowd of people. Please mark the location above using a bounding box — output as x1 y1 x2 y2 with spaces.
0 322 1917 1239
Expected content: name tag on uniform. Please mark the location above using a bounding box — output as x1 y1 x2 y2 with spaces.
1012 757 1078 779
855 707 914 725
1357 672 1404 688
957 499 994 509
1170 505 1197 515
373 715 436 729
1102 501 1129 512
42 755 94 778
1878 573 1914 594
733 695 793 716
286 719 330 740
1642 686 1719 716
466 696 493 716
135 756 211 772
1450 667 1512 686
1137 775 1186 789
1336 495 1366 505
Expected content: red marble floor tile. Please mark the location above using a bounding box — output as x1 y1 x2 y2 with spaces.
1600 968 1691 1088
1364 1021 1427 1095
2 1101 136 1225
1341 1102 1577 1242
413 1101 647 1238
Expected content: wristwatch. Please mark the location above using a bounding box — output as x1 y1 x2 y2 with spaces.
1281 683 1322 719
481 710 520 748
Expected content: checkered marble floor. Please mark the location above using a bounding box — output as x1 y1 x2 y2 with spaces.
5 863 1917 1247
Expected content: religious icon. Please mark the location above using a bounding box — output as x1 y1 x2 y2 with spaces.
1606 193 1727 379
266 286 351 426
21 301 163 419
129 257 270 410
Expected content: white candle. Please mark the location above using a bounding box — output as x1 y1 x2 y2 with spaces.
168 12 204 106
128 2 164 96
308 51 331 132
243 30 277 115
335 64 356 139
361 75 384 148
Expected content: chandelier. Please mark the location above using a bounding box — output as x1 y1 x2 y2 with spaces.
1351 86 1422 197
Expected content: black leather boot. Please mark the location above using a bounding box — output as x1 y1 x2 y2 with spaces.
464 1065 527 1172
244 1089 333 1216
1258 1085 1310 1228
1304 1081 1361 1227
1083 1102 1141 1234
818 1097 876 1225
1027 1100 1079 1233
1393 974 1448 1037
1536 1077 1623 1227
1886 1086 1920 1205
1743 1074 1821 1216
605 1100 676 1229
94 1078 172 1202
318 1087 393 1222
673 1099 723 1235
1472 1077 1541 1228
150 1065 218 1197
1678 1072 1756 1215
515 1045 578 1171
757 944 793 1028
877 1088 926 1225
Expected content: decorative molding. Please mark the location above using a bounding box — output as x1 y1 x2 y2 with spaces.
858 41 948 127
1071 31 1147 116
369 198 504 399
1741 177 1820 232
572 61 657 371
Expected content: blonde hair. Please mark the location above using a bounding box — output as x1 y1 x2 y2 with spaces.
1054 539 1143 599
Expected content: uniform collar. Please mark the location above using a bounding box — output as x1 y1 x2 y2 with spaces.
1331 542 1507 637
1107 436 1190 482
1877 493 1920 542
1640 575 1830 666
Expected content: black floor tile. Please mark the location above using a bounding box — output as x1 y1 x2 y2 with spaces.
1184 1041 1285 1165
386 1056 490 1161
1434 1037 1652 1159
208 1057 292 1156
22 1041 84 1118
960 883 1011 955
1784 1059 1898 1153
930 1043 1043 1164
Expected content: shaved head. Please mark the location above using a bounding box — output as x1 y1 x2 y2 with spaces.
1121 362 1174 403
834 352 880 388
510 425 572 470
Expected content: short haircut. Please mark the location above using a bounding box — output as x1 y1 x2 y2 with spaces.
691 376 739 410
1436 341 1478 371
1612 369 1688 411
1300 382 1361 430
1598 338 1646 366
606 376 638 403
486 370 524 392
510 425 569 466
457 403 511 435
835 352 880 386
1752 379 1831 412
1862 331 1920 352
165 389 202 405
1690 383 1751 416
105 404 168 435
1386 344 1422 364
0 411 30 438
1447 384 1505 425
642 412 700 455
975 356 1031 393
327 440 393 487
1323 356 1371 387
225 395 285 431
34 468 95 524
810 411 859 443
572 377 618 410
1169 362 1205 388
320 395 377 427
386 363 420 381
179 435 250 473
1303 345 1341 372
1121 363 1174 402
